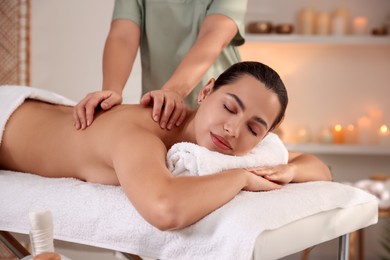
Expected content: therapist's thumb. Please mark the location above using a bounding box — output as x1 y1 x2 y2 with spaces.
100 93 122 110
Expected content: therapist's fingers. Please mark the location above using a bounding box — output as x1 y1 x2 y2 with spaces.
166 100 186 129
73 91 121 130
141 90 186 129
160 98 176 129
151 93 164 123
83 91 122 127
73 99 88 130
159 90 186 129
176 108 187 126
140 92 152 107
72 106 82 130
141 90 167 123
100 92 122 110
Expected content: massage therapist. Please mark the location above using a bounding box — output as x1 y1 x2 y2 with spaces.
73 0 248 130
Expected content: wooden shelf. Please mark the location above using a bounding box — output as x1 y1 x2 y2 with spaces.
285 144 390 155
245 34 390 45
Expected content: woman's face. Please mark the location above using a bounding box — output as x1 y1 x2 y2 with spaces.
194 74 281 156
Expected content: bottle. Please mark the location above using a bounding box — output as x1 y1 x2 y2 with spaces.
22 211 69 260
331 8 349 35
298 8 316 35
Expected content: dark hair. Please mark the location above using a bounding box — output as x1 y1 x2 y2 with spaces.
213 61 288 131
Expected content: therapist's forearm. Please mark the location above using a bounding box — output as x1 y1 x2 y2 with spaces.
102 21 140 95
162 15 238 97
289 152 333 182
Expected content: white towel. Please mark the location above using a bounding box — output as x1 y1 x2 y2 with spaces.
0 171 377 260
167 133 288 177
0 85 76 144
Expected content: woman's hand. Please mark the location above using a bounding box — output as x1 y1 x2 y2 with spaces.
243 170 282 192
140 89 187 130
246 164 296 185
73 90 122 130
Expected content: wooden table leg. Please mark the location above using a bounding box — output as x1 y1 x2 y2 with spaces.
0 231 30 259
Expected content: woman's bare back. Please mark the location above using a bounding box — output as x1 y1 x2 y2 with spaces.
0 100 183 185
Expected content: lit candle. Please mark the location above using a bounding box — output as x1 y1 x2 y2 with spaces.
345 124 358 144
353 16 368 35
378 124 390 146
356 116 372 144
332 124 345 144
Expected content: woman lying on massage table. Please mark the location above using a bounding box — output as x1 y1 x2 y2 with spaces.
0 61 332 230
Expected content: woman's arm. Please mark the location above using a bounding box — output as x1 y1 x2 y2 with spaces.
287 151 333 182
248 151 333 184
111 131 280 231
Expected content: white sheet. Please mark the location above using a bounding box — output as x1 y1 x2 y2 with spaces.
0 170 377 260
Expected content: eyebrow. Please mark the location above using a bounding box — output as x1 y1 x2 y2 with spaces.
226 93 269 129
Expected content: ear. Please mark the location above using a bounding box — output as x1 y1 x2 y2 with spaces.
197 78 215 104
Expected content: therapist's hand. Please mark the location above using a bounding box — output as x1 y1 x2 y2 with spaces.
141 89 187 130
73 90 122 130
246 164 296 185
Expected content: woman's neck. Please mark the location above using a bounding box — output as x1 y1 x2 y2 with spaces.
170 110 197 145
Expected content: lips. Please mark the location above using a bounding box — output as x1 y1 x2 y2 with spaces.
210 132 232 150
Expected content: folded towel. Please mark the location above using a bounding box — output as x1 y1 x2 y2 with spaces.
167 133 288 177
0 85 76 144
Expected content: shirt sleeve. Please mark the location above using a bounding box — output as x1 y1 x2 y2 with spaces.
206 0 248 46
112 0 142 26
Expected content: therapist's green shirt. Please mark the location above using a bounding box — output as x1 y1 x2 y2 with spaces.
113 0 247 108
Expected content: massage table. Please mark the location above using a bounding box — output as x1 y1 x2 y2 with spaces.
0 86 379 259
0 170 378 260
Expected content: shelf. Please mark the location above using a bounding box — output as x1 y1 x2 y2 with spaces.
245 34 390 45
285 144 390 155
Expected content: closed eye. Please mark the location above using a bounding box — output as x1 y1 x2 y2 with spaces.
248 125 258 136
223 104 235 114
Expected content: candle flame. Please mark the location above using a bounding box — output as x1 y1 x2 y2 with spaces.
334 124 342 132
380 124 389 134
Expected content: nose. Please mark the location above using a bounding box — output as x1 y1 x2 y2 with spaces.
223 118 242 138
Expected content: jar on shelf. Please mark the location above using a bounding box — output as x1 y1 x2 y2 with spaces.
331 8 350 35
298 8 316 35
316 12 331 35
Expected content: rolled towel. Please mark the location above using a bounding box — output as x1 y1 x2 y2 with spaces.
167 132 289 177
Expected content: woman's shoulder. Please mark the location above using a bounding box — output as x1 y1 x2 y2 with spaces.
97 104 152 123
95 104 162 135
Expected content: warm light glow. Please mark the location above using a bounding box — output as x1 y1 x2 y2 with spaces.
334 124 342 132
353 17 368 35
380 125 389 134
332 124 345 144
347 124 354 131
298 128 307 135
